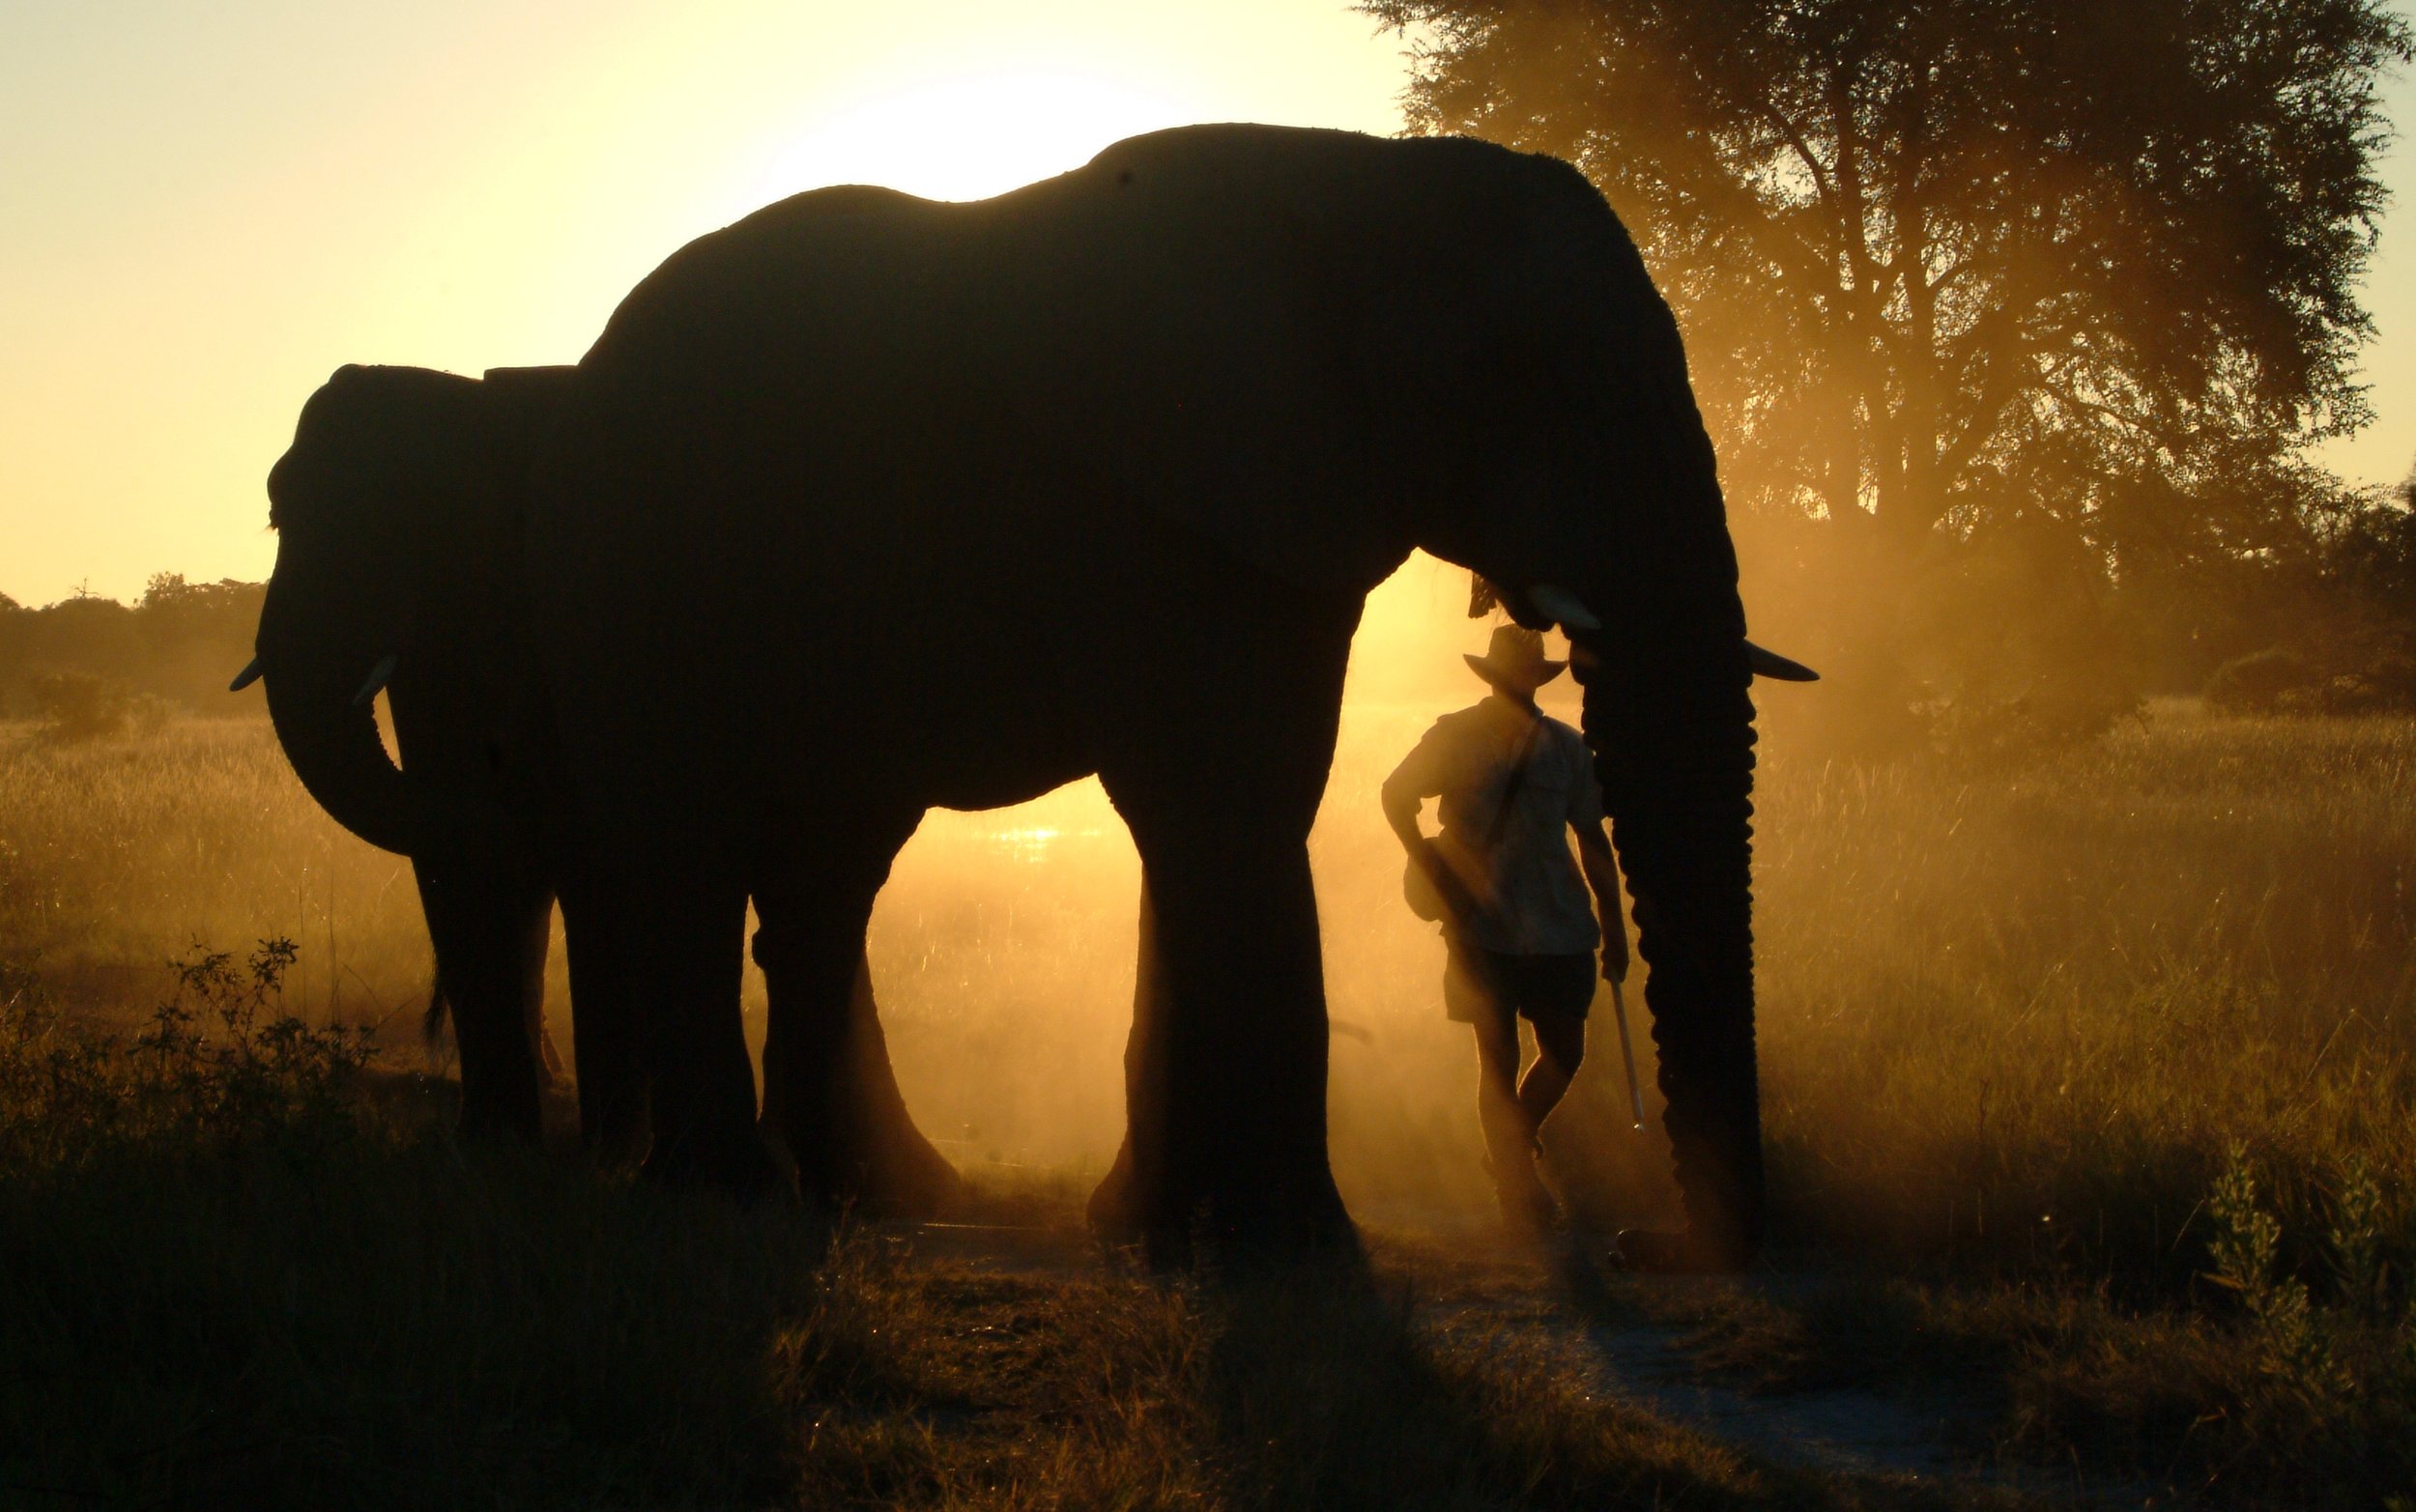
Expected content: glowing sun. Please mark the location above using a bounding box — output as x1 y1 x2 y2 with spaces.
757 68 1207 205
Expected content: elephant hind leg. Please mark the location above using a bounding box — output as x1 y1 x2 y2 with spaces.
1098 801 1355 1268
753 814 963 1219
1084 565 1361 1266
834 954 964 1217
584 859 772 1197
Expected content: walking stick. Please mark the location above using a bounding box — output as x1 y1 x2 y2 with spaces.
1608 977 1645 1131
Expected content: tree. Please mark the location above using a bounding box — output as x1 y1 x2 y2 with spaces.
1362 0 2409 569
130 574 266 710
0 576 268 718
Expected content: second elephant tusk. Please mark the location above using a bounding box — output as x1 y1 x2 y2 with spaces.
1527 584 1602 631
228 657 263 693
1745 641 1819 682
353 653 400 708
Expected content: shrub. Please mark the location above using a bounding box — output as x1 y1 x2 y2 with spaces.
1755 520 2150 763
2209 640 2416 716
0 939 375 1175
28 670 131 741
2206 648 2314 713
126 691 177 735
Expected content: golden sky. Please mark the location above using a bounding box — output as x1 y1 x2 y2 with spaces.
1 2 2409 608
0 1 1403 606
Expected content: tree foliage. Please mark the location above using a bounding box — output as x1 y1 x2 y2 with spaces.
1363 0 2409 567
0 576 265 721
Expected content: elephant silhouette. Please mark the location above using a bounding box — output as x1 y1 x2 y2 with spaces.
258 125 1773 1269
249 356 959 1215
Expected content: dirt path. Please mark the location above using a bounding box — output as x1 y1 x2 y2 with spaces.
1410 1233 2147 1507
903 1218 2131 1505
1412 1279 2018 1497
1570 1314 1976 1479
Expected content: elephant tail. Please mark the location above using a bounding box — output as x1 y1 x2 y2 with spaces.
421 978 451 1050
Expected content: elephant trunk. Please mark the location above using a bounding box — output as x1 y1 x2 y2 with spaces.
258 585 431 857
1569 428 1764 1266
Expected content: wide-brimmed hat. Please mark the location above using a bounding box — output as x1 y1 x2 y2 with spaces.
1465 625 1566 693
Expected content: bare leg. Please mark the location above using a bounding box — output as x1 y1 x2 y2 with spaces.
1471 1012 1554 1232
1471 1012 1536 1175
1518 1013 1587 1136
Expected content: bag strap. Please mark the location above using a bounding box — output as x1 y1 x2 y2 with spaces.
1422 709 1550 939
1480 710 1547 851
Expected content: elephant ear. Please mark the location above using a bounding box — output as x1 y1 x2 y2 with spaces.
986 129 1417 602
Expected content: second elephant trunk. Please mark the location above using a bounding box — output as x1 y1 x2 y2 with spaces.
259 604 433 859
1574 627 1763 1262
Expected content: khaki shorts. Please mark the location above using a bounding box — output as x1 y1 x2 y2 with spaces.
1444 944 1595 1026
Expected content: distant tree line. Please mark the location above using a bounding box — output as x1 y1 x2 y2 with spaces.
0 575 265 725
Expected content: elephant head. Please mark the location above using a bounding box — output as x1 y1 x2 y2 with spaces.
251 363 572 857
999 127 1784 1263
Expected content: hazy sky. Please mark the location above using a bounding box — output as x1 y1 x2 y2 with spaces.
2 2 2409 607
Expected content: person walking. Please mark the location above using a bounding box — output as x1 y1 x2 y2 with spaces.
1382 624 1628 1234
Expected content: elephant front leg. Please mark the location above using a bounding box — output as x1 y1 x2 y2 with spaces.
1098 822 1353 1264
586 858 772 1196
415 857 552 1143
754 823 963 1217
1085 888 1160 1245
558 880 647 1164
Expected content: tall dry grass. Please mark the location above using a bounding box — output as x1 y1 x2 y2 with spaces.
0 718 432 1025
6 690 2414 1502
1749 704 2415 1285
0 943 1938 1510
4 698 2410 1285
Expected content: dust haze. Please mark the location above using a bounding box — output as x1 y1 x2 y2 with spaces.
852 551 1639 1230
2 531 2405 1256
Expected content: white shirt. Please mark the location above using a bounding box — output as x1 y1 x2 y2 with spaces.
1384 693 1605 956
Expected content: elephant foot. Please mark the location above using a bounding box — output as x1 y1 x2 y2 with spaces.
1148 1199 1364 1276
860 1135 966 1220
1087 1147 1359 1273
791 1134 966 1222
772 1068 968 1223
1610 1223 1756 1274
445 1018 546 1145
1658 1090 1767 1274
641 1130 789 1205
1085 1139 1139 1244
454 1094 543 1147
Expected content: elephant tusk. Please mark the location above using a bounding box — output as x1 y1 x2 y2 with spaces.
228 657 264 693
1527 584 1602 631
353 653 400 708
1745 640 1819 682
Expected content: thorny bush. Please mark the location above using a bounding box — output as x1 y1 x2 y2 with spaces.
0 938 375 1174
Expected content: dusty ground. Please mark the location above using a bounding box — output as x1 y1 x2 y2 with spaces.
905 1214 2142 1507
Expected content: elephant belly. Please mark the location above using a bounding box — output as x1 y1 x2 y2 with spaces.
750 533 1100 818
877 670 1094 814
